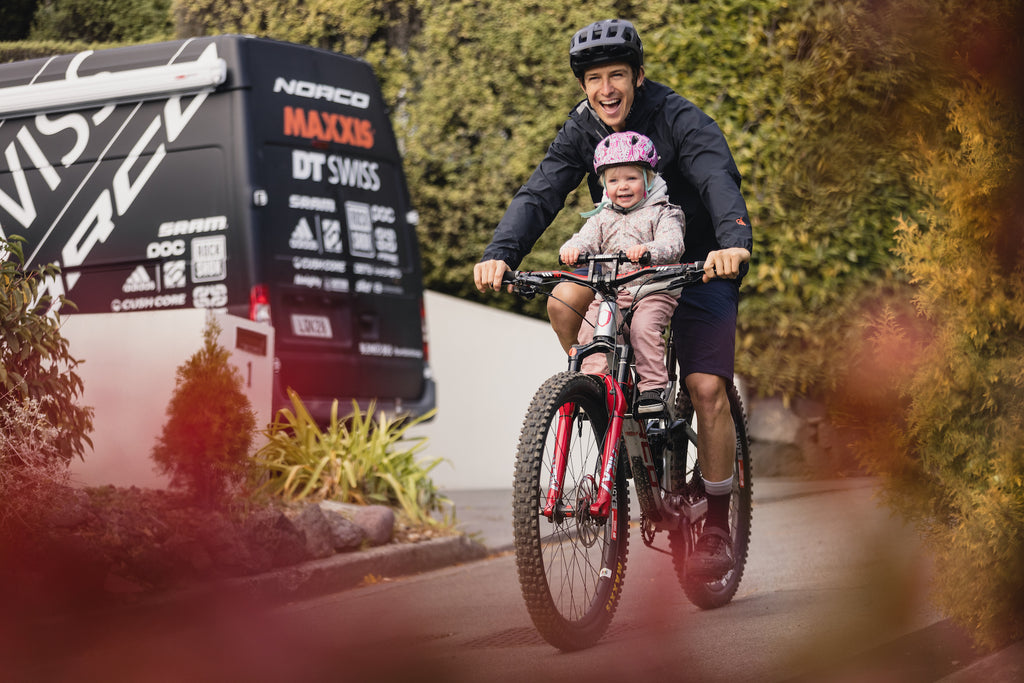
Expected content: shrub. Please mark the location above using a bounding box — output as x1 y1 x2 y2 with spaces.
151 314 257 508
0 234 93 464
29 0 173 43
0 397 71 533
254 389 450 526
838 0 1024 650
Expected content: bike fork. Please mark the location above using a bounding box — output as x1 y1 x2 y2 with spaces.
542 373 626 521
542 402 576 519
590 374 626 519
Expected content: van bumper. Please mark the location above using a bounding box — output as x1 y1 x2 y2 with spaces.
272 369 437 426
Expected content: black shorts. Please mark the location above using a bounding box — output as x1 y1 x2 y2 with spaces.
671 278 739 381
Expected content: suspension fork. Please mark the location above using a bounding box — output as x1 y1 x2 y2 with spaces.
589 373 627 518
542 402 576 518
541 372 625 520
543 293 623 520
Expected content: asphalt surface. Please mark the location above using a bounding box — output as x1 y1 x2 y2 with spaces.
121 478 1022 682
447 480 1023 683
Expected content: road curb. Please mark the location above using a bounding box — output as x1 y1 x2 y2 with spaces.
936 640 1024 683
139 534 491 609
232 535 491 601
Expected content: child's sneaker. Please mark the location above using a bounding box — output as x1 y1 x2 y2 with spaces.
637 388 666 415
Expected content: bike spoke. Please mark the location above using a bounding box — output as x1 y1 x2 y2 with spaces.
513 373 629 651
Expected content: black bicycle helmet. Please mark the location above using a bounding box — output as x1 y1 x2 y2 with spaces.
569 19 644 79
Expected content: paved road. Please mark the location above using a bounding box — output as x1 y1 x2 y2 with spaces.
14 477 994 682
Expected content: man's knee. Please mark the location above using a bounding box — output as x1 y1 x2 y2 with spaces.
686 373 729 415
548 285 591 331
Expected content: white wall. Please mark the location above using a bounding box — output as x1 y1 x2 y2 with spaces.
409 291 567 490
61 292 563 492
65 310 274 488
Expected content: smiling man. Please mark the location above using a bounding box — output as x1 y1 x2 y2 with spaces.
474 18 753 580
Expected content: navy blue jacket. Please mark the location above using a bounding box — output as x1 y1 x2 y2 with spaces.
482 80 753 268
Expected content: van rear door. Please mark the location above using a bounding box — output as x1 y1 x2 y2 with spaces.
238 39 434 420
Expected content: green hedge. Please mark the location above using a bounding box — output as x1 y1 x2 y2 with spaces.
824 0 1024 650
1 0 924 400
0 39 113 62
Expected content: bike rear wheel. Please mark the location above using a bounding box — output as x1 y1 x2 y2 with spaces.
512 371 630 651
668 381 752 609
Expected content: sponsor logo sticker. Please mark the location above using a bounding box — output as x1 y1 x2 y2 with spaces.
192 284 228 308
322 218 343 254
272 78 371 109
289 217 319 251
288 194 336 212
283 106 374 149
163 260 187 288
191 235 226 282
345 201 375 258
122 265 157 293
157 215 227 238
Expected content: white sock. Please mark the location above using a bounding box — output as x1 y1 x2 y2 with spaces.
702 476 734 496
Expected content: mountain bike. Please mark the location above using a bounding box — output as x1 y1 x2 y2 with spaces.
503 253 752 651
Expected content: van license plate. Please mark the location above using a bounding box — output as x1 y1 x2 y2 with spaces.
291 314 333 339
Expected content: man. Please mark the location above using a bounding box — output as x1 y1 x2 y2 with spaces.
473 18 752 579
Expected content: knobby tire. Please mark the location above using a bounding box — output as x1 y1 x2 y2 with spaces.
512 372 630 651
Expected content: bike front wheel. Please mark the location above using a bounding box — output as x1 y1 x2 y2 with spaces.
512 371 630 651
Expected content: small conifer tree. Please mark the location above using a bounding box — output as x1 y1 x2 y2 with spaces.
152 314 257 507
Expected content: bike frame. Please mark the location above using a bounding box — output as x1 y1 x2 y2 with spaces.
514 256 708 533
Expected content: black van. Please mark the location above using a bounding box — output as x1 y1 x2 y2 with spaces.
0 35 435 421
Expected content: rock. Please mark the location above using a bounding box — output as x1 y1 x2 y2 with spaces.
748 397 803 444
290 503 336 559
243 510 310 569
319 501 395 547
202 511 259 576
322 510 366 552
355 506 395 546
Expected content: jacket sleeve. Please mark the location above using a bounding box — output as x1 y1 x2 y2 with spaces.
481 122 589 269
669 107 753 255
646 205 686 264
561 215 604 257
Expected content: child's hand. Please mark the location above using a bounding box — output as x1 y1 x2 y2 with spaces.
626 245 648 262
560 247 580 266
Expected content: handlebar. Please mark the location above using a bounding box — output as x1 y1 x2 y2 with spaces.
501 254 706 300
558 251 652 268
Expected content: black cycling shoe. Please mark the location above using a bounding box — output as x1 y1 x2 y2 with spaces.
686 527 735 580
636 389 666 415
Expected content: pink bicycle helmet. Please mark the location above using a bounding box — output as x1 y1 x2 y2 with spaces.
592 131 659 175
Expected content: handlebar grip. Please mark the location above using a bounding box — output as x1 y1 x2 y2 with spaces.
500 270 517 285
559 252 590 267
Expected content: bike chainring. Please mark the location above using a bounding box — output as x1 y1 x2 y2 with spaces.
641 513 657 546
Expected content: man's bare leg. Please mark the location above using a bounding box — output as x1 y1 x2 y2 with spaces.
547 282 594 354
686 372 735 482
685 371 737 578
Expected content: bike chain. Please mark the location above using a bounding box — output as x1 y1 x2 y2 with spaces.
641 513 657 546
639 514 675 555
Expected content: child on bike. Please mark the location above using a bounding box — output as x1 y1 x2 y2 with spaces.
559 132 684 415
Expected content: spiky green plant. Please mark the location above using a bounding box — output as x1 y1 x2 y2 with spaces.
253 389 449 526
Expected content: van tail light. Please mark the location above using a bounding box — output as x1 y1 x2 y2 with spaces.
420 298 430 362
250 284 271 324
